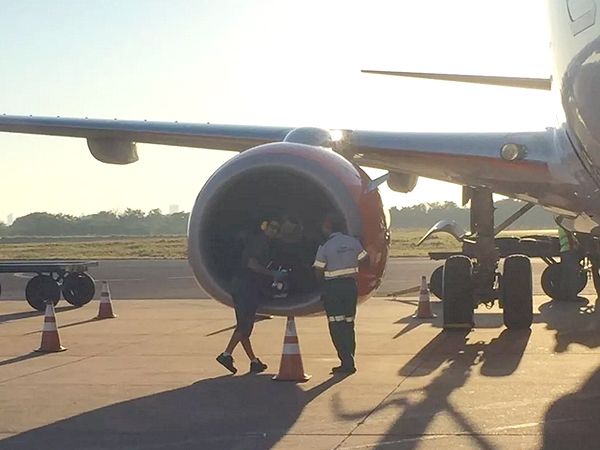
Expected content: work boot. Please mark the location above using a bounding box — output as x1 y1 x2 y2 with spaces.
216 353 237 374
330 365 357 375
250 358 268 373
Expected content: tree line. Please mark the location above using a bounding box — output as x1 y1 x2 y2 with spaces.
390 199 556 230
0 209 190 236
0 199 556 237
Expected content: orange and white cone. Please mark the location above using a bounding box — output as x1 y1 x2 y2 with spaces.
413 275 437 319
272 317 311 382
35 301 66 353
96 281 117 319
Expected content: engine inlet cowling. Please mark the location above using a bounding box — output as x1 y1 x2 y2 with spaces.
188 142 388 316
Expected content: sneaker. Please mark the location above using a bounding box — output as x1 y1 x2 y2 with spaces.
216 353 237 374
331 365 357 375
250 359 268 373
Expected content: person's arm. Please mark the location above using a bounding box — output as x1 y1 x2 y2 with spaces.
247 257 274 277
313 245 326 280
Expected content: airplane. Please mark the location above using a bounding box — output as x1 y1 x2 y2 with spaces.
0 0 596 330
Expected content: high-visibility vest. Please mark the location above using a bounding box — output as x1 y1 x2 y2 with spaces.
558 227 573 252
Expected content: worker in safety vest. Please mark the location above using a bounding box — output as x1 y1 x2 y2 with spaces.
558 225 581 302
313 213 368 375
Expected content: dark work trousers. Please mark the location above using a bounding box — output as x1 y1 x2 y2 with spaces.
231 273 264 338
322 278 358 368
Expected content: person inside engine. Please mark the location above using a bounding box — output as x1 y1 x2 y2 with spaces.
271 215 317 296
216 218 286 374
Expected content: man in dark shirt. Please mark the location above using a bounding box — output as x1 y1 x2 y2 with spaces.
216 219 284 374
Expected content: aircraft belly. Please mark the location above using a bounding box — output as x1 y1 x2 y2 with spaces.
357 147 600 216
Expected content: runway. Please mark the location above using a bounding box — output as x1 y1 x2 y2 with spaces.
0 257 596 302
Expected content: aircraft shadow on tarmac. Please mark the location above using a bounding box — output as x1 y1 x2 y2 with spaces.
331 297 600 450
539 297 600 449
334 328 532 450
0 374 345 450
542 366 600 449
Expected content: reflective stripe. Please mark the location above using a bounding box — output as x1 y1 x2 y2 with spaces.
358 250 368 261
324 267 358 278
43 323 57 332
283 343 300 354
328 315 353 322
313 260 326 269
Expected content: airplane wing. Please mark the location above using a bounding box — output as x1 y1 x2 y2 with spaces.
0 115 294 164
0 114 563 203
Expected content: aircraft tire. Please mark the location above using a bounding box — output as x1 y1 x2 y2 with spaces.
62 272 96 307
502 255 533 330
541 263 587 299
430 265 443 300
26 275 61 311
442 255 474 329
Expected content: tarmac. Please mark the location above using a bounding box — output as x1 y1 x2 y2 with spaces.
0 294 599 449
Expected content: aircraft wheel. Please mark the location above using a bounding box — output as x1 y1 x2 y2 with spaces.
442 255 474 329
502 255 533 330
430 265 443 300
26 275 60 311
541 263 587 299
62 272 96 307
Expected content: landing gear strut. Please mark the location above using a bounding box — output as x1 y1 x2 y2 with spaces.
441 187 533 330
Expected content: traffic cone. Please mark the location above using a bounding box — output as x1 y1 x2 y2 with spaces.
272 317 311 382
96 281 117 319
413 275 437 319
35 301 67 353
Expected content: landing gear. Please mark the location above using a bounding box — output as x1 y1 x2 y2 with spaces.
540 262 587 299
442 256 474 328
427 187 536 330
429 265 444 300
26 275 61 311
502 255 533 329
62 272 96 307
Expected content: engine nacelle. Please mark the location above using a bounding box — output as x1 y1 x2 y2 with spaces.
188 142 389 316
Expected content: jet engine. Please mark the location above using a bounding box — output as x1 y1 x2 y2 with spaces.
188 141 389 316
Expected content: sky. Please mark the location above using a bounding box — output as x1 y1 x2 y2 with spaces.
0 0 555 222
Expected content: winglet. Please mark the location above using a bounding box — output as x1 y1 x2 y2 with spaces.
361 70 552 91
